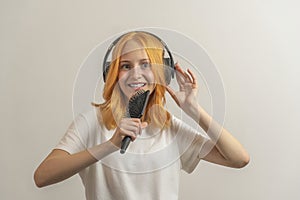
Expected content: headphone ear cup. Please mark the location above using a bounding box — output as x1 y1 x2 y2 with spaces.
163 58 174 85
103 62 111 82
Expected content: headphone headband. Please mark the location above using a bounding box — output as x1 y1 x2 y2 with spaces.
102 31 175 85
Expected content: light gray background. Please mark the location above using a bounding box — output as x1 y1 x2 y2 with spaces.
1 0 299 199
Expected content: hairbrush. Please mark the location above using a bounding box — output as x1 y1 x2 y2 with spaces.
120 90 150 154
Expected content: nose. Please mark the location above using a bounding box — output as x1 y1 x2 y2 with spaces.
130 65 143 79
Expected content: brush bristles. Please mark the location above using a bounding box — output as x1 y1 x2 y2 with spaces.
127 90 150 118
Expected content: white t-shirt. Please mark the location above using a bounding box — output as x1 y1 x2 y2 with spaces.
55 109 208 200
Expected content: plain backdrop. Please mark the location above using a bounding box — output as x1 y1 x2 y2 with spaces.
1 0 300 199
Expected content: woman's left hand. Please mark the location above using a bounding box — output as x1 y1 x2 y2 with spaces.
166 63 200 119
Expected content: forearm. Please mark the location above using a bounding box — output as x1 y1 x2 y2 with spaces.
34 141 117 187
194 105 250 167
167 64 249 167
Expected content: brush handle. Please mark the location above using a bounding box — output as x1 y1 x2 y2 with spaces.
120 136 131 154
120 90 150 154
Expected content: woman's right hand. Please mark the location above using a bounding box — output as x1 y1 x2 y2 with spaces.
110 118 148 148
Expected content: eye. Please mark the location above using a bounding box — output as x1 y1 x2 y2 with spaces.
140 62 151 69
120 64 131 70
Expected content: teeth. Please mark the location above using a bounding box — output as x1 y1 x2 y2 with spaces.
129 83 146 88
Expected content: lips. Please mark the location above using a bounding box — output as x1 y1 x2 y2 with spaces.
128 83 146 89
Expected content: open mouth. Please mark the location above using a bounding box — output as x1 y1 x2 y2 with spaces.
128 83 146 89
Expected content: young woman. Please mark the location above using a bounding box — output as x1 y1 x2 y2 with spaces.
34 31 249 200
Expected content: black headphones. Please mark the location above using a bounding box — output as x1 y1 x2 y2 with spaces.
102 31 175 85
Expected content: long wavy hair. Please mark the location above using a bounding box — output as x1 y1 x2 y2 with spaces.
94 31 171 130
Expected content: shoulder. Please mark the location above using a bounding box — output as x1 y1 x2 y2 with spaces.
76 108 101 129
73 108 103 144
169 115 209 140
169 115 186 132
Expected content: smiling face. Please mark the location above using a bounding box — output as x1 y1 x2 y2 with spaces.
100 31 171 130
118 40 155 100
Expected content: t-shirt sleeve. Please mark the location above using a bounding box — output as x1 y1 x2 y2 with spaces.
172 116 209 173
54 114 88 154
180 134 209 173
